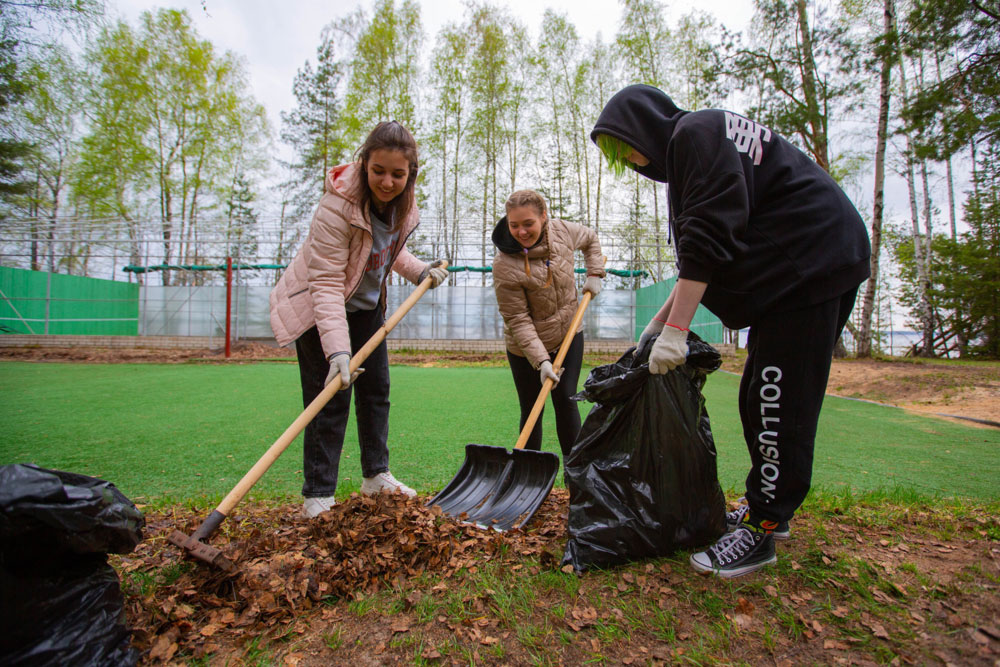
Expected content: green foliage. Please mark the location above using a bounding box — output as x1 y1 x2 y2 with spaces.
74 8 270 276
0 36 31 210
891 140 1000 358
901 0 1000 159
343 0 423 141
615 0 670 87
725 0 866 176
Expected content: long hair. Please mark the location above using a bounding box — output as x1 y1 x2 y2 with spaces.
350 121 420 232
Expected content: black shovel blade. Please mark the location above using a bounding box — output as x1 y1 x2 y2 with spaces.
428 443 559 532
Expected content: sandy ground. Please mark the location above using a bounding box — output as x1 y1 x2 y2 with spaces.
3 342 997 427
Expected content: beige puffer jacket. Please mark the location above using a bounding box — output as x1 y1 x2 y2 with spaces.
492 217 605 368
269 162 425 357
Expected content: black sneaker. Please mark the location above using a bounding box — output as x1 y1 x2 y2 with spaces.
690 522 777 578
726 502 790 540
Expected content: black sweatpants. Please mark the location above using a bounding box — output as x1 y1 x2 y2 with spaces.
506 332 585 456
741 288 858 524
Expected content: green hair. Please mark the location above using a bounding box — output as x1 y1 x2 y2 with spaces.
596 134 637 177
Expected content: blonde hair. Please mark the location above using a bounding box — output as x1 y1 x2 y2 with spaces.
504 189 548 218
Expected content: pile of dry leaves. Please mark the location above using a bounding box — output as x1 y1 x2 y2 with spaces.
118 492 569 662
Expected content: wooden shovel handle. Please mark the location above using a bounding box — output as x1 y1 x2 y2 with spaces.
214 261 447 516
513 290 593 450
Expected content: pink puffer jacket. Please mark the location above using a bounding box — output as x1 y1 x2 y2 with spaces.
269 162 425 357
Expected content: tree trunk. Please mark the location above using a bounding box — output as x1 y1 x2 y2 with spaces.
857 0 895 358
896 48 935 356
795 0 829 171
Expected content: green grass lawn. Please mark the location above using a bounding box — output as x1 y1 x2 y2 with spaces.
1 361 997 505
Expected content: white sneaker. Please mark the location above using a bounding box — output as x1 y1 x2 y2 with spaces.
361 471 416 498
302 496 337 517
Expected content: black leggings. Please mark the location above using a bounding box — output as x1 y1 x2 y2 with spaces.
506 332 585 457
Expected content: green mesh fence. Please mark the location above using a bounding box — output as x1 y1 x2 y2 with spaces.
634 277 724 344
0 266 139 335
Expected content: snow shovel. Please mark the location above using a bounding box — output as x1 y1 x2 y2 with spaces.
429 290 594 532
169 263 446 572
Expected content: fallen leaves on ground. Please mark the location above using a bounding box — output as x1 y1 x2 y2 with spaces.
121 490 569 661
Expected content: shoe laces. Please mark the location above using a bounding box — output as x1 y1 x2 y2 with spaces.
711 527 757 562
727 504 749 525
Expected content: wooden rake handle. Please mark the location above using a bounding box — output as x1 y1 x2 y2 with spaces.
512 289 593 451
214 261 447 517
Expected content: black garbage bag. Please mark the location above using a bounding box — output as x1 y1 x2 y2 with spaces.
562 333 727 571
0 463 144 667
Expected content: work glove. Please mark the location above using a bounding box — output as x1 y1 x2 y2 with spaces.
539 360 561 386
583 276 602 297
419 259 449 288
648 325 689 374
325 352 354 390
636 318 665 356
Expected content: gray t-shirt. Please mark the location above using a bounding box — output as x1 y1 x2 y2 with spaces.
346 209 399 312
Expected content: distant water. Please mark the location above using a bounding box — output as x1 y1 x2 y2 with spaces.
737 329 925 357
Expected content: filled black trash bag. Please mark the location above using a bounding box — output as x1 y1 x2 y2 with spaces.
0 464 144 667
562 334 727 571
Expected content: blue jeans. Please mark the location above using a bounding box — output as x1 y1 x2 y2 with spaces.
295 307 390 497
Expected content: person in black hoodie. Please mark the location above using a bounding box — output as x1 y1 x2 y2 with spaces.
592 84 871 578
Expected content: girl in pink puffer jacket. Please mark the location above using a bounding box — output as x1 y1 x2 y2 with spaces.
269 122 448 518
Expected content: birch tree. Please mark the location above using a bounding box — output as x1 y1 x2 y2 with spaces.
342 0 423 141
427 23 472 262
857 0 896 357
615 0 671 280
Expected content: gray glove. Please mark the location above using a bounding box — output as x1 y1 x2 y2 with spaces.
649 325 689 374
419 259 449 288
325 352 352 390
539 360 561 386
583 275 602 297
637 318 665 355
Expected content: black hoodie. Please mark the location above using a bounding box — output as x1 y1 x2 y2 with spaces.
592 84 871 329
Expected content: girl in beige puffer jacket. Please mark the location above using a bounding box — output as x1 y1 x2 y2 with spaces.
269 122 448 518
492 190 605 456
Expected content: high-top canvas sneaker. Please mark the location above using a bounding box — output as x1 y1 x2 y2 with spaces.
690 520 777 578
726 501 790 540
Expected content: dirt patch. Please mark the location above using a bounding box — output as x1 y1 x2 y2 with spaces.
119 491 1000 665
719 356 1000 428
0 341 296 364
